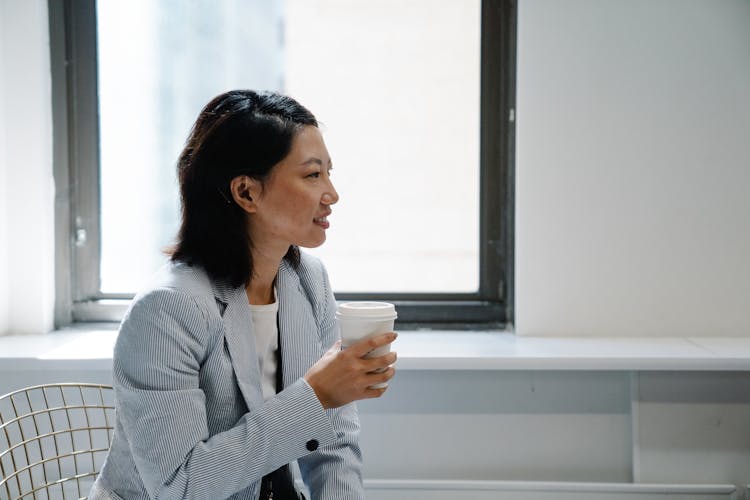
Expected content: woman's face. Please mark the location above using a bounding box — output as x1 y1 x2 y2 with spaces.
248 125 339 251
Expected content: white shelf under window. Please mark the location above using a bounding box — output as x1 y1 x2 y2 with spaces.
1 327 750 372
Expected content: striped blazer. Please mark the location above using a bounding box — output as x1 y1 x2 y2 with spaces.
90 253 364 500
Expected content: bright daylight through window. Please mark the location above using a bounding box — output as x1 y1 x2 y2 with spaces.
97 0 481 295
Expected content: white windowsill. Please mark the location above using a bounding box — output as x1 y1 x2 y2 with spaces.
2 325 750 372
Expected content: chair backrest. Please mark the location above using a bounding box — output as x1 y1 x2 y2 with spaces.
0 383 114 500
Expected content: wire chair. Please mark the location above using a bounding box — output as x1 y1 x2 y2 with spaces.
0 383 114 500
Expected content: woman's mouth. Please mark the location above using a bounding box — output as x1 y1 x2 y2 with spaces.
313 216 330 229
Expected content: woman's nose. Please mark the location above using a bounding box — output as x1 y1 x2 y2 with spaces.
322 179 339 205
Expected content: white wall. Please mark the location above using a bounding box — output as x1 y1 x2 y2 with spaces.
0 0 10 336
0 0 55 336
358 370 633 482
516 0 750 336
634 372 750 486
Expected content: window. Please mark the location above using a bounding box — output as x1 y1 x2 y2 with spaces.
49 0 515 328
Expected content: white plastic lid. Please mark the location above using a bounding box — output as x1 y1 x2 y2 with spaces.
335 301 397 320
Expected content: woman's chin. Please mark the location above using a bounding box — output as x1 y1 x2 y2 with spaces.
297 235 326 249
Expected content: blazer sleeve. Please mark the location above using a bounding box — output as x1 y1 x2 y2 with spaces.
113 287 337 500
297 262 365 500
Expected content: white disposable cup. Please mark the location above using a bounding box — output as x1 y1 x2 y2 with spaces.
336 302 397 389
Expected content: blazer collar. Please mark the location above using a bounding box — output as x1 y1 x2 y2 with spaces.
276 260 323 388
214 259 314 409
209 258 298 307
211 276 237 311
219 283 264 408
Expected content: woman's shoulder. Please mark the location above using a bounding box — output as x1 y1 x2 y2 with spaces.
129 261 218 316
150 260 212 288
297 250 325 273
282 250 335 311
290 251 330 287
117 262 223 353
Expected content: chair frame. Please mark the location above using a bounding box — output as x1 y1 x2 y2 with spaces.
0 383 114 500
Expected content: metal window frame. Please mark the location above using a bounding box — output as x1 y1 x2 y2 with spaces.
49 0 516 329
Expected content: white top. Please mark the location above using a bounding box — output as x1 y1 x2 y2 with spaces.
249 289 279 401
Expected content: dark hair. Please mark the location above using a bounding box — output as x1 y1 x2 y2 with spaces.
169 90 318 288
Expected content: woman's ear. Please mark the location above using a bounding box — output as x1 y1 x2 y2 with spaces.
229 175 259 212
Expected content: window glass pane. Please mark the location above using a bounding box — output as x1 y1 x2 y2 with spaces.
97 0 479 294
97 0 283 292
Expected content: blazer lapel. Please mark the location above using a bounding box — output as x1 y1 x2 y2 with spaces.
212 259 323 404
215 282 264 409
276 260 324 390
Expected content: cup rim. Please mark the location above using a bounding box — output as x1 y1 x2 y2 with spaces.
335 301 397 319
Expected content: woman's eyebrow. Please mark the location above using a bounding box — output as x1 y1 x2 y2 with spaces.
300 157 333 167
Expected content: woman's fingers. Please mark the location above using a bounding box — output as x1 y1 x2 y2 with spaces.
367 365 396 384
304 334 398 409
362 351 397 372
346 332 398 359
361 368 396 398
362 387 388 399
325 339 343 357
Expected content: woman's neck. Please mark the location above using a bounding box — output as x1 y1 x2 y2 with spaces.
246 247 284 305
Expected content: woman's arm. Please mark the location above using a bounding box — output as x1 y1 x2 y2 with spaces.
114 287 337 500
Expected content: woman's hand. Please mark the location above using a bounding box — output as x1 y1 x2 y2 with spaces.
304 332 398 409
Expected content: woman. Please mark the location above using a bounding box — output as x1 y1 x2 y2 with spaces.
90 90 397 500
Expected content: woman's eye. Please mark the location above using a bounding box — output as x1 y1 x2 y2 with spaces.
307 172 321 179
